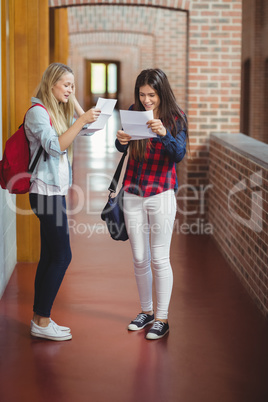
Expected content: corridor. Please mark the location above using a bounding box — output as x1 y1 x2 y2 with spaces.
0 114 268 402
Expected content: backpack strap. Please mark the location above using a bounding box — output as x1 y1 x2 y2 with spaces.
24 103 52 126
28 145 44 173
26 103 52 173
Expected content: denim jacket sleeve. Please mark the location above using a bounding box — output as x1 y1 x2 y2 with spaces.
115 138 128 153
24 105 64 157
160 121 187 163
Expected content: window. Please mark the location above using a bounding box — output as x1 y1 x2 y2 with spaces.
91 63 106 94
241 59 251 136
85 61 119 109
107 63 117 94
90 62 118 96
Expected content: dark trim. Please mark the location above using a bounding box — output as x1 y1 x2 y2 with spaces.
49 3 189 13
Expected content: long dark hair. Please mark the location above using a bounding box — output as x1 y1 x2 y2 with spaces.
130 68 188 160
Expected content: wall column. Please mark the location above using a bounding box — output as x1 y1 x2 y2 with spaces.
13 0 49 261
49 7 69 64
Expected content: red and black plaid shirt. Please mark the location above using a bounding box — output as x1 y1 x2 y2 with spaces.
116 121 187 197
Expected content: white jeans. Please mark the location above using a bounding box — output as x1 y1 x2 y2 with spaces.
123 189 176 320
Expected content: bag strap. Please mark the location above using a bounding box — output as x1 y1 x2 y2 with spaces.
28 145 44 173
26 104 52 173
108 144 129 193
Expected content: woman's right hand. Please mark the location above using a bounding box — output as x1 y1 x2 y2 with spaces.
59 107 101 152
117 130 132 145
83 107 101 124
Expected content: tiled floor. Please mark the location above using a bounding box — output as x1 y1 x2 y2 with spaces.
1 114 268 402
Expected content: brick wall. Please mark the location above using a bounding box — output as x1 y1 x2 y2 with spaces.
67 5 187 111
184 0 242 223
209 133 268 317
68 32 154 110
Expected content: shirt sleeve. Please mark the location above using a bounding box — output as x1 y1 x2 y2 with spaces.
115 138 128 153
160 121 187 163
25 106 64 157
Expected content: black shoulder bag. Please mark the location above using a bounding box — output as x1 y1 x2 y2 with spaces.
101 145 129 241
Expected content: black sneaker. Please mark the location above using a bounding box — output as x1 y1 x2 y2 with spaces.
146 321 169 340
128 313 155 331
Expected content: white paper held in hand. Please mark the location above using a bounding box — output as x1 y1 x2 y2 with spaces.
81 97 117 135
119 110 157 140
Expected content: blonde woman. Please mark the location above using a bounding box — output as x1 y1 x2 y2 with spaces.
25 63 101 341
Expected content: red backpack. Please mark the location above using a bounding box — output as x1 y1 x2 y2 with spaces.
0 104 51 194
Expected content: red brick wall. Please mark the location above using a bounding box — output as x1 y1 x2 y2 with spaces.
67 5 187 111
184 0 242 223
209 133 268 317
68 34 151 110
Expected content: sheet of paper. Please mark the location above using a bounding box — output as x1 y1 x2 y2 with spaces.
119 110 157 140
96 97 117 115
81 98 117 135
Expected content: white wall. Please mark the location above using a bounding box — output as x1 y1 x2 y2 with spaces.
0 192 17 298
0 7 17 298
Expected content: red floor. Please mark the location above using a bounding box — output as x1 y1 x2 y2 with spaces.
1 116 268 402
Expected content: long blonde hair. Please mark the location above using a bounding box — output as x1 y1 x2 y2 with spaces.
36 63 75 164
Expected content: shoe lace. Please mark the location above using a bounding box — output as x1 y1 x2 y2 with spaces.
50 320 59 332
152 321 164 331
135 313 148 323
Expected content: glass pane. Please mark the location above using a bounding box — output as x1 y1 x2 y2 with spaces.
108 63 117 94
91 63 106 94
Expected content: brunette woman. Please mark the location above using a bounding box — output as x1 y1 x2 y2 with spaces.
116 69 188 339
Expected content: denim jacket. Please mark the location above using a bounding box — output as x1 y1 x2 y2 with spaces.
24 97 72 188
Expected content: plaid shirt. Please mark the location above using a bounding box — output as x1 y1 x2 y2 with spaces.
115 121 187 197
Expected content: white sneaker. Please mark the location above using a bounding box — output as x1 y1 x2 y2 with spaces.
50 318 71 333
31 320 72 341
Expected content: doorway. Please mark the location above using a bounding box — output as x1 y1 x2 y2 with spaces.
85 60 120 110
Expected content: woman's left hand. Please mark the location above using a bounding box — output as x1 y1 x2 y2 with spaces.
147 119 166 137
